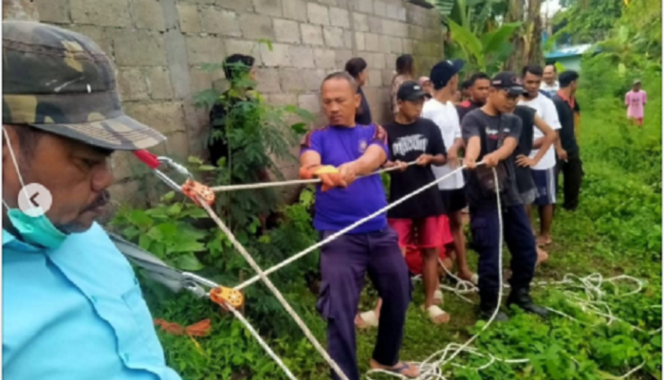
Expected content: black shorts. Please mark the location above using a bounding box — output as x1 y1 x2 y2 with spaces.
440 188 467 215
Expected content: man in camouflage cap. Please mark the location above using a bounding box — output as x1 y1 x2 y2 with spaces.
3 20 182 380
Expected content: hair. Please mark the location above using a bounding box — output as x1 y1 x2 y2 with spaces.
559 70 579 87
544 63 557 73
522 64 544 77
461 79 472 90
4 124 44 162
321 71 358 92
345 57 368 79
395 54 414 76
223 54 255 81
468 72 490 86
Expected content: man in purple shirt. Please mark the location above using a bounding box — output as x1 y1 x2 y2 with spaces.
299 72 418 380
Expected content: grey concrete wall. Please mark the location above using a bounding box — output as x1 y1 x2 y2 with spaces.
24 0 445 204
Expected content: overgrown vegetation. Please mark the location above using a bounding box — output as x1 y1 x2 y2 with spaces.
109 2 661 379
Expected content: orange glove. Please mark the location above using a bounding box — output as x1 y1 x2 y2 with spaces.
299 165 347 192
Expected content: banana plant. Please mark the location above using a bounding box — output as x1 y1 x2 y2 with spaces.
446 18 521 72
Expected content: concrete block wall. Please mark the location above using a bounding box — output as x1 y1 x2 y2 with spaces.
25 0 445 204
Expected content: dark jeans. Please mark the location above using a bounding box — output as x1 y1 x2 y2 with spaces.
317 228 411 380
556 149 583 211
469 205 537 297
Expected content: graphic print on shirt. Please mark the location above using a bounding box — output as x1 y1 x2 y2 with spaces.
391 134 428 156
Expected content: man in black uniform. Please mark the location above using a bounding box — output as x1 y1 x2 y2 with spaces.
462 72 549 321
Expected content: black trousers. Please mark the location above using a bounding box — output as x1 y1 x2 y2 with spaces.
556 149 583 211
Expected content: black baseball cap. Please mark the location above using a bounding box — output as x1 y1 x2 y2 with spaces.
490 71 528 96
430 59 465 89
397 81 428 101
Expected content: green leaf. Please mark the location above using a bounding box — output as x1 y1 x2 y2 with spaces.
171 240 207 253
481 22 521 55
257 38 273 51
167 203 183 216
160 191 176 202
175 253 205 271
188 156 204 165
198 165 217 171
447 19 484 68
127 210 154 229
290 122 308 134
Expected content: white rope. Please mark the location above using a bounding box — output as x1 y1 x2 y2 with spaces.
199 200 351 380
235 164 478 291
210 161 417 192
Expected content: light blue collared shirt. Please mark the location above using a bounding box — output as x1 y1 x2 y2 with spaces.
3 223 182 380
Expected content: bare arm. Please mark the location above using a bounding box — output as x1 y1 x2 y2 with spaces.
487 137 518 162
529 114 557 164
300 150 321 169
463 136 481 169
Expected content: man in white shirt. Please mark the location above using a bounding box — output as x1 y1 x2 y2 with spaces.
421 60 476 283
520 64 563 247
540 64 559 97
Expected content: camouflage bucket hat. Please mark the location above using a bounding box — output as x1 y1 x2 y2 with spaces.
2 20 166 151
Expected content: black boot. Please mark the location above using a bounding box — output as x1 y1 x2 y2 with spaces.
478 291 509 322
507 288 549 318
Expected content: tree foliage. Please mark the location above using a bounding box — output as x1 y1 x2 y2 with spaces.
551 0 624 45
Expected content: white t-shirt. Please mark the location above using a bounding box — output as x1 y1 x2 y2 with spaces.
421 99 465 190
540 81 559 97
518 95 561 170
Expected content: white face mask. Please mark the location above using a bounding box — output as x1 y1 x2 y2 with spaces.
2 127 67 249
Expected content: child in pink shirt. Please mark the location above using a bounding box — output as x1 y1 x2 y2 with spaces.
625 80 647 126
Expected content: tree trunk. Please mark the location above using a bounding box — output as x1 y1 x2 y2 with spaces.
505 0 525 71
3 0 39 21
526 0 544 64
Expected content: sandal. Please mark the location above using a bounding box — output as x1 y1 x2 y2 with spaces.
355 310 379 329
433 289 443 305
422 304 450 324
370 361 420 378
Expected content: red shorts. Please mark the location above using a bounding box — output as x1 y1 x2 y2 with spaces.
389 216 455 275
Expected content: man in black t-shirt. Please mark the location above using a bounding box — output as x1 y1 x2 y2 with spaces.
384 81 451 324
462 72 548 321
456 72 490 122
552 71 583 211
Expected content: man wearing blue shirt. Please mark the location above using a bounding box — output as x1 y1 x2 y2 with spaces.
2 21 181 380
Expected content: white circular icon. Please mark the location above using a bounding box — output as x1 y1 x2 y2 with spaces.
17 183 53 217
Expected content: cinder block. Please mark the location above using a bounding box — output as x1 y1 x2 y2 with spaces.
112 30 167 66
71 0 131 27
353 13 369 32
200 8 241 36
37 0 71 23
298 93 321 114
282 0 308 22
274 18 301 44
186 36 226 65
368 69 382 87
386 3 399 19
124 101 186 135
334 50 353 70
364 33 380 52
280 68 307 92
146 67 175 100
371 52 386 69
357 0 373 13
268 93 298 106
373 0 387 17
117 67 149 101
240 13 275 40
307 3 330 25
313 48 336 69
253 0 283 17
177 4 201 34
381 19 396 37
379 35 392 53
256 68 282 93
369 16 382 34
303 69 327 91
225 39 261 62
355 32 365 51
217 0 253 11
323 26 344 48
260 43 292 67
329 7 350 29
402 39 413 54
290 46 315 68
130 0 165 31
381 69 393 87
301 24 325 46
408 25 424 40
390 37 402 54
